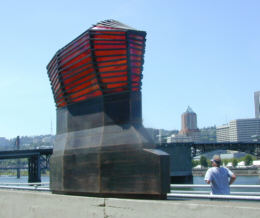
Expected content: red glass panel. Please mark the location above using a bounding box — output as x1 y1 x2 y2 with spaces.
48 63 58 79
94 40 125 44
60 43 90 64
130 48 143 56
94 44 126 49
130 62 141 67
53 82 62 93
129 34 144 40
69 84 100 99
100 72 127 78
56 95 66 104
63 55 92 70
62 59 93 78
67 79 98 94
63 67 95 85
99 65 127 72
60 49 91 67
130 55 142 61
94 34 126 40
93 31 125 35
129 39 143 45
49 69 59 85
104 88 126 93
132 82 140 87
57 101 67 107
129 43 143 50
101 76 127 83
131 75 140 82
47 58 58 77
52 76 60 92
105 83 128 89
131 68 141 74
132 87 140 91
96 55 127 62
95 50 127 56
64 73 96 90
71 90 102 103
97 59 127 67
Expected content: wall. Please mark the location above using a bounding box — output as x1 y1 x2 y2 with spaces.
1 189 259 218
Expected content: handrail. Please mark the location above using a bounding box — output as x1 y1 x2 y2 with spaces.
167 193 260 201
171 184 260 189
169 184 260 200
0 182 49 186
0 185 49 191
171 190 260 196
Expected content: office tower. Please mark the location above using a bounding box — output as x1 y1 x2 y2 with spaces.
216 124 230 142
216 118 260 142
180 106 199 135
254 91 260 118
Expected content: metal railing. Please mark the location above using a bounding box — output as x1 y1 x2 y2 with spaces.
0 182 50 191
1 183 260 201
169 184 260 201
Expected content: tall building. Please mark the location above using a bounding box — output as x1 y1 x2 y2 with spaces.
216 118 260 142
216 124 230 142
180 106 199 135
254 91 260 118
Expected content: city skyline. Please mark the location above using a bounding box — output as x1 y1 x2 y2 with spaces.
1 0 260 138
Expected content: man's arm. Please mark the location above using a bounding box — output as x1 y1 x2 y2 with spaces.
204 169 211 184
229 174 236 185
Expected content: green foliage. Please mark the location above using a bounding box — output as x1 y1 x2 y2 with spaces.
232 158 238 167
200 156 208 167
244 154 253 166
192 160 200 167
223 159 229 166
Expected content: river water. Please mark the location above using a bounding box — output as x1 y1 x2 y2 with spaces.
194 175 260 185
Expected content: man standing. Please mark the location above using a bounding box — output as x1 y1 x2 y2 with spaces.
204 155 236 195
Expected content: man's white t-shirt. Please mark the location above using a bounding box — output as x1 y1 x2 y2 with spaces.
204 167 234 195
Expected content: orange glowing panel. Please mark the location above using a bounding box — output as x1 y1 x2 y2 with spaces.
47 20 146 107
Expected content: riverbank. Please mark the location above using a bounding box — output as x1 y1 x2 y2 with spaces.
193 167 260 176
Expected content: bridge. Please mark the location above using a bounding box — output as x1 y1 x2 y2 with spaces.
158 142 260 158
0 141 259 183
0 148 53 182
190 142 260 158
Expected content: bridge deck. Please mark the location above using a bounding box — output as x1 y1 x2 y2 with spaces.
0 149 53 159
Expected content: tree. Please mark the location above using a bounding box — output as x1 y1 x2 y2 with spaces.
223 159 228 166
244 155 253 166
232 158 238 167
200 156 208 168
192 160 199 167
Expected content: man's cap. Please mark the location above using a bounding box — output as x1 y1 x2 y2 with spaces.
211 155 221 163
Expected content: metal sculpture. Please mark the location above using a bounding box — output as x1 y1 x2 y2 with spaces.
47 20 170 199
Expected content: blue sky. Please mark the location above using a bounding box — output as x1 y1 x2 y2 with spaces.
0 0 259 138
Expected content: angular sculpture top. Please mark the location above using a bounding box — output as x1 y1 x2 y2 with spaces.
47 20 169 199
47 19 145 108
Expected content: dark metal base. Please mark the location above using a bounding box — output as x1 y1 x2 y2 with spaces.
51 144 170 197
52 191 167 200
50 93 170 198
